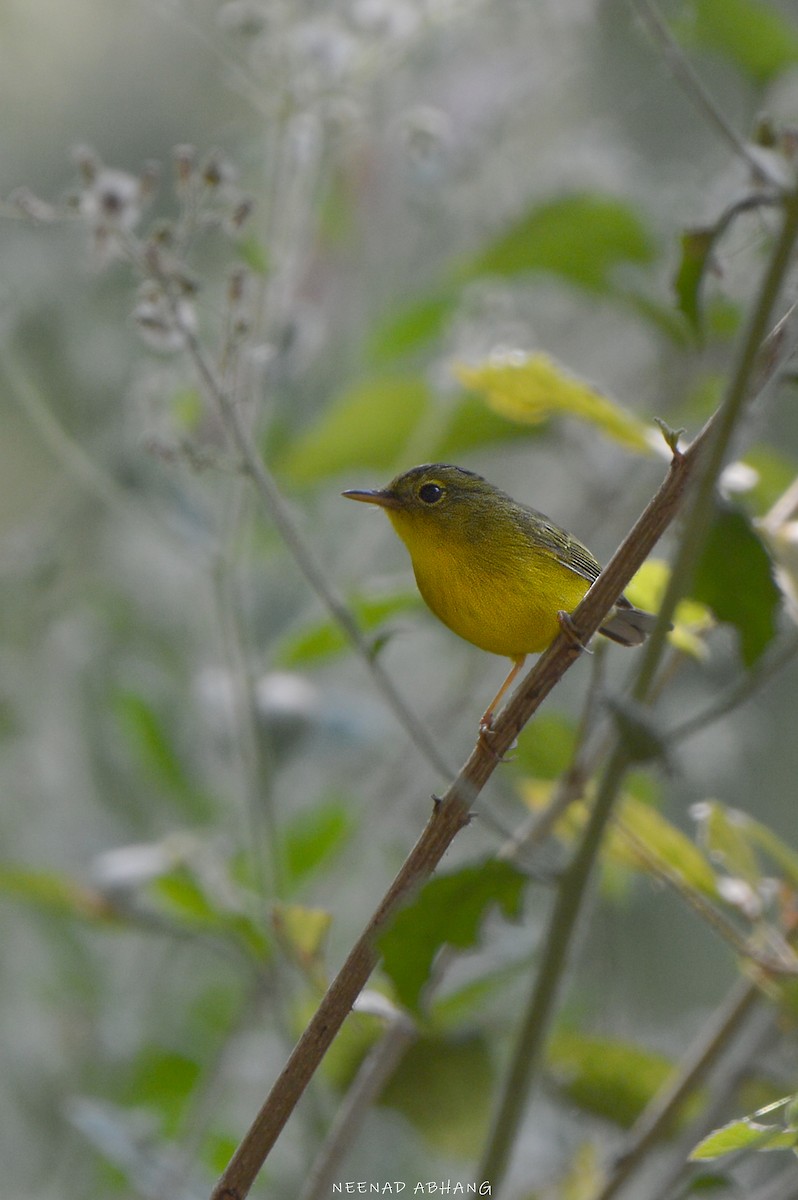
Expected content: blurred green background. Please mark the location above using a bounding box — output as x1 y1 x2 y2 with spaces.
3 2 798 1197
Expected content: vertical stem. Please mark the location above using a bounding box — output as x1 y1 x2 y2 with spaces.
478 742 631 1182
477 184 798 1192
633 185 798 700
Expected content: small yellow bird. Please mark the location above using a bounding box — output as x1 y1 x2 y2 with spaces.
343 463 658 731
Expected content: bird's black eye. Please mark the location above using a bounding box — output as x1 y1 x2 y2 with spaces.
418 482 444 504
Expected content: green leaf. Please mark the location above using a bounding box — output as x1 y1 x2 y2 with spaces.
679 0 798 85
674 227 716 338
691 503 781 667
431 958 531 1030
456 352 655 453
548 1031 689 1130
520 778 718 897
236 234 270 275
682 1173 738 1194
150 869 270 960
379 860 527 1013
203 1134 242 1177
170 387 203 432
278 375 429 484
734 445 798 517
317 1006 384 1090
0 864 117 923
738 813 798 887
691 1112 797 1160
433 388 546 458
465 192 655 292
281 801 354 888
128 1047 200 1136
625 559 714 661
380 1033 493 1155
271 902 332 975
612 795 719 897
274 591 421 668
114 691 188 792
694 801 764 888
368 291 457 363
113 691 214 819
513 711 577 780
623 285 694 344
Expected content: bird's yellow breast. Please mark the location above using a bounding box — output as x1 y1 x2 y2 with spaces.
387 508 590 657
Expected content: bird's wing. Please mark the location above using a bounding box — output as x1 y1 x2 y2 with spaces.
520 508 603 585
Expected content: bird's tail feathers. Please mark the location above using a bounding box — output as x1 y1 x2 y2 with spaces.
599 597 661 647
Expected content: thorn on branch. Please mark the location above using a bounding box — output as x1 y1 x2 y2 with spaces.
654 417 686 460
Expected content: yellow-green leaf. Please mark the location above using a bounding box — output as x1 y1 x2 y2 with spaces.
693 801 763 888
548 1031 690 1130
625 559 714 660
519 781 718 897
456 351 655 454
735 813 798 887
0 865 118 923
613 797 719 897
678 0 798 85
691 1097 797 1160
272 902 332 968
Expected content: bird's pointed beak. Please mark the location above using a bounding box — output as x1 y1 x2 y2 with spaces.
342 488 401 510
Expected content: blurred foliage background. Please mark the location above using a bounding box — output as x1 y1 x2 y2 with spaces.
4 1 798 1198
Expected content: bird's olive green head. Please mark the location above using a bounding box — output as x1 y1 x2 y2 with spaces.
343 463 499 511
342 464 512 541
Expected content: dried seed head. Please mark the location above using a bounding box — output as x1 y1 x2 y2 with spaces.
227 265 248 306
201 150 235 189
132 284 197 353
173 270 201 296
79 168 143 232
148 219 176 247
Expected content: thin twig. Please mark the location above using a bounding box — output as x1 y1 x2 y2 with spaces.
298 1002 418 1200
666 631 798 744
647 1000 778 1200
631 0 785 188
591 978 761 1200
499 645 609 862
478 738 634 1183
166 309 454 781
